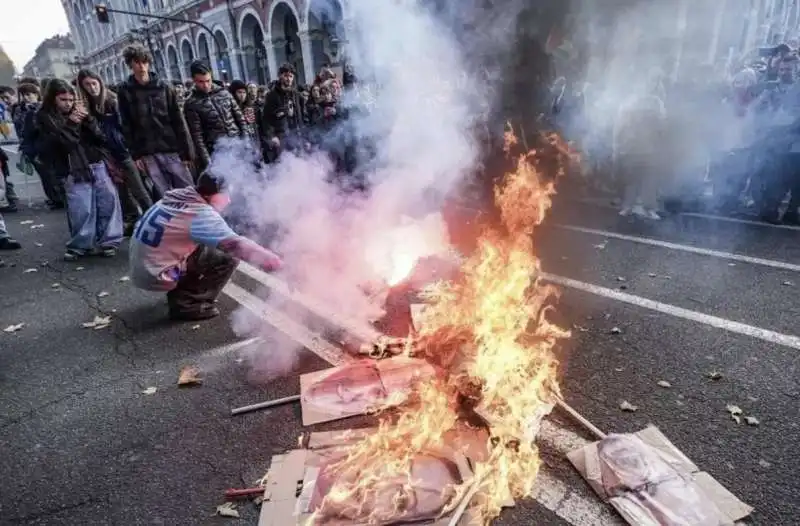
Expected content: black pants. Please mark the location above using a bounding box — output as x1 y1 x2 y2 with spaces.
34 160 66 206
167 245 239 314
761 152 800 219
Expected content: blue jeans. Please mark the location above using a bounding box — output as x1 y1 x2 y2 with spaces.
65 163 123 253
140 152 193 198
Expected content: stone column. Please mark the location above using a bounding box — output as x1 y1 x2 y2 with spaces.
266 40 279 82
707 0 728 66
298 30 315 86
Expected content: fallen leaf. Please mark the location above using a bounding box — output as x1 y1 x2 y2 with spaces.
706 371 723 381
647 273 657 277
782 281 794 287
3 323 25 333
731 414 741 424
30 224 44 229
619 400 638 412
178 366 202 386
614 367 624 372
593 241 607 250
142 387 157 395
82 315 112 329
51 283 61 288
745 416 760 426
191 324 201 330
728 263 736 267
726 404 742 416
572 324 589 333
34 242 43 247
615 276 627 282
75 266 85 271
216 502 240 518
758 459 772 468
118 276 131 282
657 380 672 388
23 268 38 273
20 220 33 225
97 291 110 298
609 327 622 335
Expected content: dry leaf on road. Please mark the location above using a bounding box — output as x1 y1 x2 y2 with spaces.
726 404 742 415
191 324 201 330
745 416 760 426
23 268 38 273
75 266 85 271
216 502 240 518
118 276 131 282
34 242 43 247
619 400 638 412
657 380 672 388
782 281 794 287
142 387 157 395
30 224 44 229
3 323 25 333
609 327 622 335
20 220 33 225
97 291 110 298
178 366 202 387
593 241 608 250
51 283 61 288
82 315 111 329
706 371 723 381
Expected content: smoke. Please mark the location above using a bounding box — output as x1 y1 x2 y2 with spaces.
211 0 525 378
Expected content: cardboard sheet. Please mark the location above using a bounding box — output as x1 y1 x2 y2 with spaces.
299 357 439 426
567 426 753 526
259 429 485 526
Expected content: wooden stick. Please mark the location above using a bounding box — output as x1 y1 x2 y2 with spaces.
231 394 301 416
447 478 482 526
554 398 607 440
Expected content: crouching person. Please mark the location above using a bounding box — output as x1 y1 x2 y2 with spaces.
37 80 123 260
128 170 283 321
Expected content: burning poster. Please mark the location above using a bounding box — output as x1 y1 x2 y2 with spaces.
568 426 752 526
300 357 439 425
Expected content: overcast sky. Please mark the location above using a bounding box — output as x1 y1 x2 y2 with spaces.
0 0 71 69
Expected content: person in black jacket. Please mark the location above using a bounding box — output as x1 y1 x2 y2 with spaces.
183 61 246 172
116 45 195 198
259 63 303 162
37 79 123 261
78 69 153 234
228 79 259 142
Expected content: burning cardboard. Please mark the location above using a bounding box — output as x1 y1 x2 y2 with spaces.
299 357 439 426
259 428 487 526
568 426 752 526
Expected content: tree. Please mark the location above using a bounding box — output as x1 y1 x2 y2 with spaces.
0 45 16 86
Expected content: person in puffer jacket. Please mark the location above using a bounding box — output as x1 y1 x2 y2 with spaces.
227 79 259 142
78 69 153 234
183 61 246 172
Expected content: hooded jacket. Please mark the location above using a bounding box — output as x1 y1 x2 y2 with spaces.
36 107 111 183
116 72 194 161
77 71 129 162
182 84 245 168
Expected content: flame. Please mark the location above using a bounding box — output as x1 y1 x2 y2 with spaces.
312 128 572 524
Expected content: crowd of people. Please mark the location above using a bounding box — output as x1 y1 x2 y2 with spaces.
0 43 360 319
0 44 356 260
552 42 800 224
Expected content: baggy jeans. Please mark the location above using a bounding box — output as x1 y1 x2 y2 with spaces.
140 152 193 199
65 162 124 253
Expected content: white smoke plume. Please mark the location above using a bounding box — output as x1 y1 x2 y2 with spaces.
208 0 525 377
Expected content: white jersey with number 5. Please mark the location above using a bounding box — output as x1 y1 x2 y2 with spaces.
128 187 237 291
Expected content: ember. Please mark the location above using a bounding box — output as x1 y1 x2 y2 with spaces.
310 129 573 524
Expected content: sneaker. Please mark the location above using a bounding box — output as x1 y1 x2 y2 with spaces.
645 209 662 220
0 237 21 250
169 306 221 322
619 207 633 217
64 249 83 261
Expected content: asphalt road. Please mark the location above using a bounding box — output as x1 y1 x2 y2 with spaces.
1 157 798 525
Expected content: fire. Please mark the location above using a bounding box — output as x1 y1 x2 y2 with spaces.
313 128 572 524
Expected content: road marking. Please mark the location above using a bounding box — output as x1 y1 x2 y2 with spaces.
557 224 800 272
543 273 800 350
221 277 616 525
570 195 800 232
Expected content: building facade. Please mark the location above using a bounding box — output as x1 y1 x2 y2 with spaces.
60 0 347 86
22 35 77 79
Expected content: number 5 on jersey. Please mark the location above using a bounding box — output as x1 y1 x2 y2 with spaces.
134 208 175 248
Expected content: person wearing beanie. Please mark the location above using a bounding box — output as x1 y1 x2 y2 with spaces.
128 169 283 321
